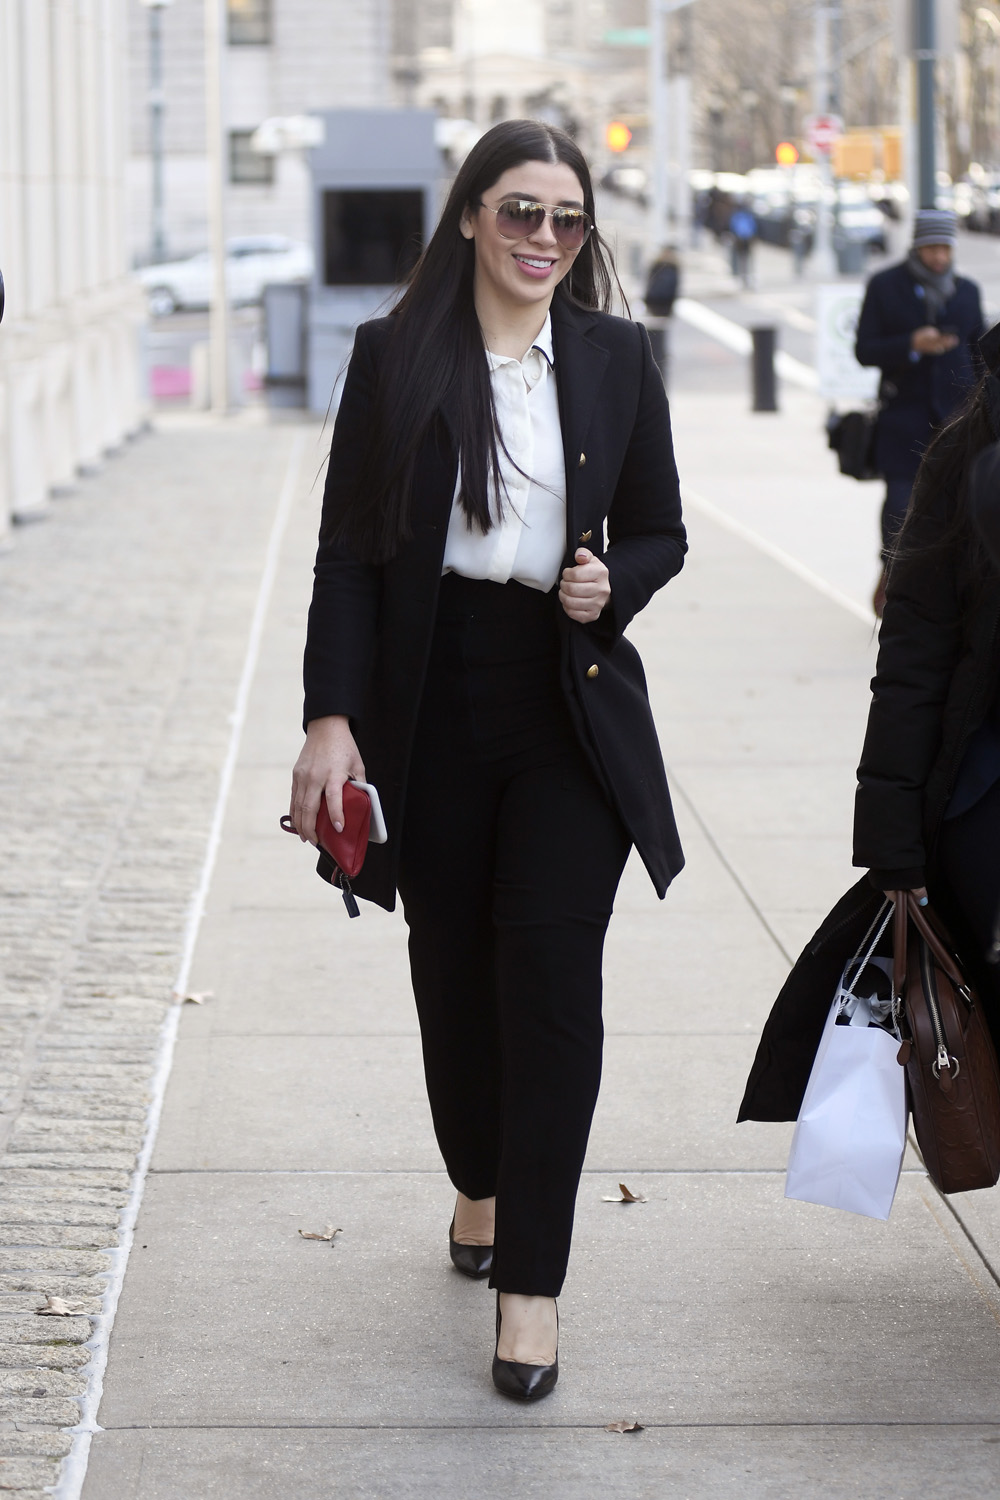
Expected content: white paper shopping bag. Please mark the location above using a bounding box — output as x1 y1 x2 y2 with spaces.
785 982 908 1221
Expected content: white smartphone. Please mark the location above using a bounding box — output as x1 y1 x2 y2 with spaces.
351 780 388 844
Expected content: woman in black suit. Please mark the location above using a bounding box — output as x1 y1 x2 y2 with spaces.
289 119 686 1400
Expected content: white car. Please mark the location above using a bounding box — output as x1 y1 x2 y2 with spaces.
137 235 314 316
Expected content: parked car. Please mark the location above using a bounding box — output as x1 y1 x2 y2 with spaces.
599 164 648 202
137 235 314 317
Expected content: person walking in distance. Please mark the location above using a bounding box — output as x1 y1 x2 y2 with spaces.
728 200 757 287
288 119 687 1401
855 208 984 614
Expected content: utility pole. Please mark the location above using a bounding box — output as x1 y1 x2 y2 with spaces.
812 2 838 278
648 0 668 250
647 0 696 252
140 0 174 266
204 0 229 414
914 0 936 206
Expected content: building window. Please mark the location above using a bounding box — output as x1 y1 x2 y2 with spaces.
229 131 274 186
227 0 271 46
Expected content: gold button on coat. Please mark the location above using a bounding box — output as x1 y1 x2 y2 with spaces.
579 529 592 543
578 452 586 467
586 664 599 679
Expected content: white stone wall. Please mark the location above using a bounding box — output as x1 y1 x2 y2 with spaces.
128 0 393 266
0 0 145 540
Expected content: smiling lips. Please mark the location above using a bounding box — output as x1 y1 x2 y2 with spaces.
514 254 556 279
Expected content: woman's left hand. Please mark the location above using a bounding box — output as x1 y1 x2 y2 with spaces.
558 548 611 624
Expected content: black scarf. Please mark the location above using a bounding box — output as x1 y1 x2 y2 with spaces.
907 248 956 324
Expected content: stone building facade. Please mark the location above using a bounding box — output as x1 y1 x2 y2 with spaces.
127 0 393 266
0 0 145 538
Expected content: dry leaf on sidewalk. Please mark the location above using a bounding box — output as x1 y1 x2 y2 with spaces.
605 1419 644 1434
173 990 214 1005
298 1225 342 1243
36 1295 83 1316
601 1183 647 1203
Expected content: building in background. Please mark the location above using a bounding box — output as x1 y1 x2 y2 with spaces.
127 0 393 266
391 0 648 166
0 0 145 539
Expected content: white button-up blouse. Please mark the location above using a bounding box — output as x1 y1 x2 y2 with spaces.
441 313 567 593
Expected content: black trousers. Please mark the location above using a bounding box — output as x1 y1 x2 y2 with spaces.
395 574 631 1297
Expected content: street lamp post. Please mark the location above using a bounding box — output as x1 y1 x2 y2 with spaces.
139 0 174 266
914 0 936 207
647 0 696 250
205 0 229 415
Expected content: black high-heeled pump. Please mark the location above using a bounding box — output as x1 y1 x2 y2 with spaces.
491 1292 559 1401
448 1217 493 1279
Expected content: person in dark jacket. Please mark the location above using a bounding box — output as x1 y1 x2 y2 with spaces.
287 120 686 1399
855 208 984 613
740 319 1000 1124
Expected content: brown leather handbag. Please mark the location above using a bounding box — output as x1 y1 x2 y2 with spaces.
891 891 1000 1194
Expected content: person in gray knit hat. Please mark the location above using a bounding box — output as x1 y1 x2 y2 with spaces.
855 206 984 613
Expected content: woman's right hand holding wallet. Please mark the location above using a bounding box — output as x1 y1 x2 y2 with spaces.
290 715 366 844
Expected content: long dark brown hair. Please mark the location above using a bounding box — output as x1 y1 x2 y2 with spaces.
323 118 620 563
894 371 1000 576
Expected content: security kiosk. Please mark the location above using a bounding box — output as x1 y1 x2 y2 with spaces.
307 109 440 414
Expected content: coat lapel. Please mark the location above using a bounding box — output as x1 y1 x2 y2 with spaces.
550 299 610 553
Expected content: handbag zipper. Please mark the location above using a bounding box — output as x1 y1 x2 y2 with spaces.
918 936 958 1086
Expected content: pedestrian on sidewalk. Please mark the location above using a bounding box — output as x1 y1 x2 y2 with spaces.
727 200 757 288
740 320 1000 1124
855 208 984 615
289 119 687 1402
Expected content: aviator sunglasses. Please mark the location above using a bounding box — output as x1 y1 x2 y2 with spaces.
478 198 594 250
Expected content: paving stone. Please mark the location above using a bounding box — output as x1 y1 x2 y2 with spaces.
0 1207 118 1230
0 1295 102 1317
0 1227 115 1251
0 1274 105 1298
0 1431 73 1456
0 1252 108 1278
22 1097 148 1122
0 1344 90 1370
7 1120 145 1153
0 1315 92 1344
0 1184 127 1209
0 1169 130 1193
0 1155 137 1176
0 1397 81 1426
0 1370 84 1398
0 1458 62 1491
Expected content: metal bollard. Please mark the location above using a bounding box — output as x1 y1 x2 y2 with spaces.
751 325 777 412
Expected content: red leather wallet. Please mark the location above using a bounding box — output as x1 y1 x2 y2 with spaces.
280 781 371 917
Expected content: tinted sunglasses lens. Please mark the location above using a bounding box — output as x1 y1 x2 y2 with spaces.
495 201 546 238
551 209 591 247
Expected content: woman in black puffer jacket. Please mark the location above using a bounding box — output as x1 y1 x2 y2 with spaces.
854 324 1000 1030
740 325 1000 1123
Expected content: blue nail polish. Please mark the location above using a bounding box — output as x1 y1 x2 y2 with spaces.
918 896 928 906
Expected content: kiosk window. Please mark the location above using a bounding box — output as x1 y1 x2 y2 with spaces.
322 190 424 286
228 0 271 45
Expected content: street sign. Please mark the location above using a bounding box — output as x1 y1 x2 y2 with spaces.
603 27 650 45
816 285 880 402
805 113 844 155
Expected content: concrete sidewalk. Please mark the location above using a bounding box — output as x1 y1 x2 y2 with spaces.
65 411 1000 1495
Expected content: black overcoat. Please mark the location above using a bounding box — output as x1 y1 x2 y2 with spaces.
855 260 983 482
302 296 688 912
740 396 1000 1124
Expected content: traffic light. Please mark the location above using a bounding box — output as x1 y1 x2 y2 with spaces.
775 142 799 166
606 121 632 153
